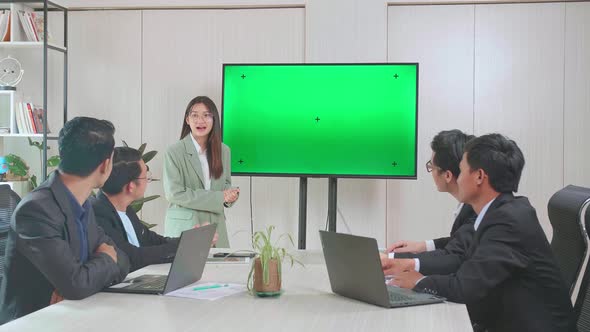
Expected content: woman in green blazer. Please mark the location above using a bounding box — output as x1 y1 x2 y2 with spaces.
163 96 239 247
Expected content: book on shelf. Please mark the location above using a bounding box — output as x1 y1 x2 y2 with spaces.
32 105 45 133
26 102 36 133
16 10 47 42
16 10 33 42
14 102 49 134
15 102 25 133
0 10 10 42
32 12 47 42
14 102 23 134
20 102 32 133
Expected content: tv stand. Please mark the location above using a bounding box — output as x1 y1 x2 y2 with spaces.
327 177 337 232
298 177 307 249
297 177 338 249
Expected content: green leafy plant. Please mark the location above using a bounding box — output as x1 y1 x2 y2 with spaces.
246 225 302 293
5 154 29 179
28 138 60 188
122 140 159 229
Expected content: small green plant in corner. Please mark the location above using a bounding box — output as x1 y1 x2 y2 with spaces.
122 141 160 229
247 225 303 297
4 154 30 181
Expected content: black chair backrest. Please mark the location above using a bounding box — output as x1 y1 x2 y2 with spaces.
0 184 21 281
548 185 590 295
575 199 590 331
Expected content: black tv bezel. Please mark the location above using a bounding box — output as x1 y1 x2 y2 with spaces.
221 62 419 180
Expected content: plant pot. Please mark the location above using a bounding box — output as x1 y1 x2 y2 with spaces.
5 172 27 182
253 257 281 295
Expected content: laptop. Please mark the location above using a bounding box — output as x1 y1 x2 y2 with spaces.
319 230 445 308
104 223 217 295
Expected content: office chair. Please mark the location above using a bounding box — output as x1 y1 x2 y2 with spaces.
575 202 590 331
548 185 590 295
0 184 21 283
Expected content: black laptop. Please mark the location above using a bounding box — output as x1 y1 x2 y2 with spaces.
104 224 216 295
319 230 445 308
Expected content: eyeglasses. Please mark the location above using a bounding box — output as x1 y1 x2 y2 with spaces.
426 160 436 173
135 171 153 183
187 112 213 122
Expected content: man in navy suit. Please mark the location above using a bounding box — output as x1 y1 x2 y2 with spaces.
0 117 130 324
385 133 575 332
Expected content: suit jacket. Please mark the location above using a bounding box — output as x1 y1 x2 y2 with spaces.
163 135 233 247
396 204 476 275
433 203 476 249
0 172 129 324
92 192 180 272
414 193 576 332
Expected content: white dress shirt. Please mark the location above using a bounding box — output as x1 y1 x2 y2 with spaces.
388 203 465 273
414 198 496 286
117 211 140 247
474 198 496 231
190 134 211 190
424 203 465 251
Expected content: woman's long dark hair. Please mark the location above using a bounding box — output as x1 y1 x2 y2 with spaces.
180 96 223 179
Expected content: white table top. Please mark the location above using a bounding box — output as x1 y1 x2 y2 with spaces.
0 250 472 332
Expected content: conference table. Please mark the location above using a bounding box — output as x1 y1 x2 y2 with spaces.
0 250 472 332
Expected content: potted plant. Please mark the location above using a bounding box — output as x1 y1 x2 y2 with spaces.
123 141 160 229
4 154 29 181
247 225 302 297
2 153 33 197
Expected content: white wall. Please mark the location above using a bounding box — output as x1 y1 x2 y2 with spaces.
387 4 475 243
66 1 590 249
69 11 142 148
473 2 565 238
564 2 590 189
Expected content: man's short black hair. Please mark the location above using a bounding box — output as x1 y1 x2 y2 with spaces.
101 147 142 195
464 133 525 193
58 117 115 177
431 129 475 178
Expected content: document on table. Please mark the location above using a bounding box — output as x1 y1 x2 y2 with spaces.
165 282 247 301
206 257 251 264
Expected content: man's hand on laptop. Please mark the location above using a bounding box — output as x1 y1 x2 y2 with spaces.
96 243 117 263
387 240 426 254
193 223 219 247
381 257 416 275
387 270 424 289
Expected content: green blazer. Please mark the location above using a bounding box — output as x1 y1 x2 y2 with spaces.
162 135 234 247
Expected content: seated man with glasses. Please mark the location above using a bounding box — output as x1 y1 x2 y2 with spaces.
388 134 575 332
381 130 477 276
92 147 216 272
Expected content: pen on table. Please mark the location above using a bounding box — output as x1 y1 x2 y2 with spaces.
193 284 228 291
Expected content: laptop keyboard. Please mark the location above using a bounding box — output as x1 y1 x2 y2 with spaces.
129 276 167 290
387 288 414 303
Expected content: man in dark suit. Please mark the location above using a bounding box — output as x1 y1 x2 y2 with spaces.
92 147 179 272
0 117 130 324
387 134 575 332
381 130 477 275
92 147 217 272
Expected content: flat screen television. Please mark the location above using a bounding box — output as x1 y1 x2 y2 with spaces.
221 63 418 179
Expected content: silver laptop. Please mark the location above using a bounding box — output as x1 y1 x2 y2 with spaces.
104 224 216 295
319 230 445 308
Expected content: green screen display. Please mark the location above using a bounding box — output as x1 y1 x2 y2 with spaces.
221 63 418 178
